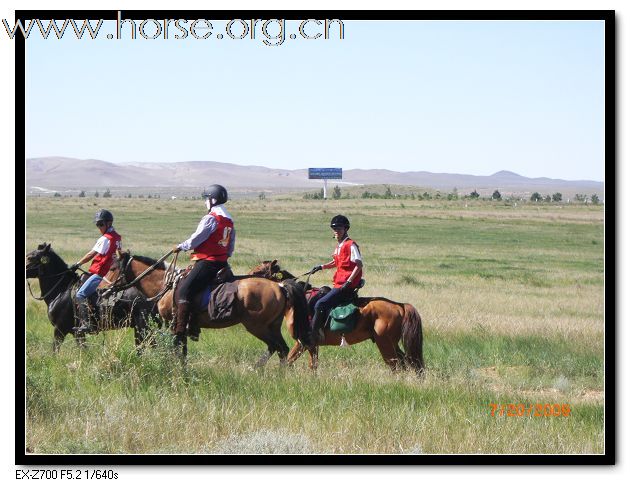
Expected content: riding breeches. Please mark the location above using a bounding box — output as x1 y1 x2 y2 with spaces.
313 286 352 318
177 259 227 304
76 274 103 301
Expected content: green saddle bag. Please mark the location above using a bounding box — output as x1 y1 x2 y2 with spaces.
328 302 359 333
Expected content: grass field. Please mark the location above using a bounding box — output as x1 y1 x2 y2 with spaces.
24 196 606 454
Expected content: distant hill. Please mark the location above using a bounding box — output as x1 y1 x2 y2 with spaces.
25 157 605 198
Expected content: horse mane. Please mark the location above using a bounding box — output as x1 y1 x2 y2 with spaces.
249 260 295 280
126 252 167 270
40 244 69 272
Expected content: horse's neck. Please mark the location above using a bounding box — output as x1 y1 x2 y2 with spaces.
39 265 73 305
130 262 166 297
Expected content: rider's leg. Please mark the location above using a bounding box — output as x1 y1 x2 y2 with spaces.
73 274 103 334
307 287 344 345
174 260 226 342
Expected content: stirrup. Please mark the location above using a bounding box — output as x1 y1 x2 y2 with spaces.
73 322 96 334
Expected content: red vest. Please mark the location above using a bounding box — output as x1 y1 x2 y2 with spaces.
191 214 234 262
89 230 121 277
333 238 362 289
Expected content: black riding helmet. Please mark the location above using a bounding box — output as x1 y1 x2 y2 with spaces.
202 184 228 205
330 214 350 229
94 209 114 224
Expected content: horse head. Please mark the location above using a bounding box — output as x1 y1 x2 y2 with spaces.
248 260 295 281
25 242 64 279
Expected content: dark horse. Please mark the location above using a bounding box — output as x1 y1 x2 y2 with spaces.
249 260 425 375
25 243 159 352
108 251 308 366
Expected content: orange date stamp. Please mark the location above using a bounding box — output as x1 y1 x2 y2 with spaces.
489 403 571 417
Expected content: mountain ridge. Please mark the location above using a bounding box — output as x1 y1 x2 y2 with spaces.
25 157 604 196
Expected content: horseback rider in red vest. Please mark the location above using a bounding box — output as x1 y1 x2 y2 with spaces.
172 184 235 345
305 214 363 346
71 209 122 334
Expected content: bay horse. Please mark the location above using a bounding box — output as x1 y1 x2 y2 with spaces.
108 251 308 365
25 243 159 352
248 260 425 375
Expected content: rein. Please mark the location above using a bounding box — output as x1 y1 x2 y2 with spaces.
26 268 76 301
106 249 174 294
103 250 179 301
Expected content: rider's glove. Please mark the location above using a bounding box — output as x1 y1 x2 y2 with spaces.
69 263 81 272
310 265 322 273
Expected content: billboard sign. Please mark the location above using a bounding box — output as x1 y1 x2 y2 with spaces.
308 168 342 179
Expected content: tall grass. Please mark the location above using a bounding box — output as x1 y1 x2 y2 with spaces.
24 196 605 454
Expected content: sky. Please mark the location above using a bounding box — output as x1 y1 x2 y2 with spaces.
25 18 606 181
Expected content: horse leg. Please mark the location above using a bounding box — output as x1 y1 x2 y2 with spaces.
74 332 86 348
241 320 283 368
308 346 319 370
287 341 306 365
270 315 290 365
255 349 272 368
374 335 400 371
53 328 65 353
395 345 407 370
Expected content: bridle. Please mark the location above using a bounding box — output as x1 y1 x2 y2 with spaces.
102 250 181 302
25 257 77 301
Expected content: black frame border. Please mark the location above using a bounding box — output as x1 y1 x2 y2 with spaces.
16 9 616 467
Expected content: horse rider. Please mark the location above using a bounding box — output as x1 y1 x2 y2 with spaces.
306 214 363 346
71 209 122 334
172 184 235 344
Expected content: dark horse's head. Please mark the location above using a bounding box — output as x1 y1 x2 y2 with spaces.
25 242 69 279
248 260 295 281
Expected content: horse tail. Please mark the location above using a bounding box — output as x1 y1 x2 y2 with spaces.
402 303 425 375
281 280 309 341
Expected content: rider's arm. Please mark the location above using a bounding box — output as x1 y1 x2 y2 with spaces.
345 260 363 285
75 250 98 266
227 227 236 257
177 214 218 251
321 259 335 269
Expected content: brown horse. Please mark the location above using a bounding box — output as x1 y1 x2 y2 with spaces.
108 251 308 365
249 260 425 375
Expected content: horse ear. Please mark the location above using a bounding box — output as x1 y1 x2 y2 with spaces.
271 259 278 267
37 242 47 250
44 243 51 252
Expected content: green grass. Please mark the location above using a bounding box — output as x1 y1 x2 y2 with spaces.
24 196 605 454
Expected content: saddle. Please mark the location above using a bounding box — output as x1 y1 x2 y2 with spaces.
174 265 237 318
306 279 365 334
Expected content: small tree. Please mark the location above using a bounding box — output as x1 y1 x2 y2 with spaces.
332 185 342 199
94 190 99 198
591 194 600 205
530 192 542 202
544 194 552 203
574 193 586 203
384 186 393 199
78 190 86 198
492 190 502 200
552 192 562 202
53 192 61 197
103 188 112 198
259 192 266 200
469 190 480 199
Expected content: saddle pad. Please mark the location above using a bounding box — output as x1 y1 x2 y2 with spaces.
207 281 239 321
329 302 359 334
199 286 213 309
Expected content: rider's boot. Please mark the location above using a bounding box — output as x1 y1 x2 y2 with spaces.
306 308 327 347
73 300 97 334
186 304 201 342
173 301 191 347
